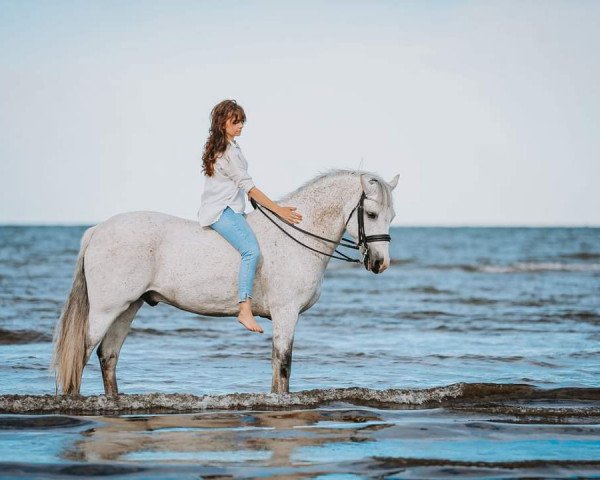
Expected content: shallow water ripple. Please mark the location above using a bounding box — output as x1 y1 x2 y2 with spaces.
1 226 599 476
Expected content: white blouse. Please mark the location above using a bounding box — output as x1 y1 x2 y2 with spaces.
196 139 256 227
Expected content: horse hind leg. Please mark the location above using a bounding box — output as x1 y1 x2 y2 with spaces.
77 307 128 394
96 299 143 396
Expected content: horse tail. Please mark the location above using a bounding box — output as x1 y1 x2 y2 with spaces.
50 226 96 396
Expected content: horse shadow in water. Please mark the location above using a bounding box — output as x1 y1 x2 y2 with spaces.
50 169 399 396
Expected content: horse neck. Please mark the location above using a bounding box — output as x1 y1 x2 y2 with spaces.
282 174 362 260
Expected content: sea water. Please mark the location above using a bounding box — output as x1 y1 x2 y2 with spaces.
0 225 599 478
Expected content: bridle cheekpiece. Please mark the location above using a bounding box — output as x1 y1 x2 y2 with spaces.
250 190 391 269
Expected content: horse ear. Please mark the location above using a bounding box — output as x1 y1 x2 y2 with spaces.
360 174 379 196
388 174 399 190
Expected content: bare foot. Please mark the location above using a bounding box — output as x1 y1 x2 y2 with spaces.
238 305 263 333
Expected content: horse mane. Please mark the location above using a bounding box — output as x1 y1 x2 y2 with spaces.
279 168 395 213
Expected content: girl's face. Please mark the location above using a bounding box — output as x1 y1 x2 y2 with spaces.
225 115 244 139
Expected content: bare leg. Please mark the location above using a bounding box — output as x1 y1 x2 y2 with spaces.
238 298 263 333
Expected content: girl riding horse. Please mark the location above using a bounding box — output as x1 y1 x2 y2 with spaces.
197 99 303 333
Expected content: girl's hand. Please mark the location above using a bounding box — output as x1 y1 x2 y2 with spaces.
277 205 303 224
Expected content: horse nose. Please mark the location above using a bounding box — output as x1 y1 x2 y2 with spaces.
373 259 382 273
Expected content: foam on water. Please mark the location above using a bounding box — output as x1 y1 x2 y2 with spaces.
1 382 599 416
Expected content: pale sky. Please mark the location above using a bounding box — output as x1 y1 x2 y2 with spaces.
1 0 598 226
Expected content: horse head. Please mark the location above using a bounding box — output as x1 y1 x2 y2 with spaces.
344 173 399 274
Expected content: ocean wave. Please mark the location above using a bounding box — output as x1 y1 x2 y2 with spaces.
389 258 414 266
560 252 600 260
429 262 600 273
1 383 598 415
0 328 52 345
397 310 457 319
479 262 600 273
406 286 454 295
129 327 211 338
538 310 600 325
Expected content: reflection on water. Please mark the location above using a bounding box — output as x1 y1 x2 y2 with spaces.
1 405 600 479
67 409 385 466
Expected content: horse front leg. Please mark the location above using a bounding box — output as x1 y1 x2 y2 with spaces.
271 307 299 394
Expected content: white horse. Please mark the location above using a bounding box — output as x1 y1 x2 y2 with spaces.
50 169 399 396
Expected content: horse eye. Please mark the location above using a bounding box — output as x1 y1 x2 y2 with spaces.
367 212 377 219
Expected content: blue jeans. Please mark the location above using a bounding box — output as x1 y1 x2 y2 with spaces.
210 206 261 303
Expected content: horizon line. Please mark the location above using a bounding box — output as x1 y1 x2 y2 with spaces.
1 222 598 229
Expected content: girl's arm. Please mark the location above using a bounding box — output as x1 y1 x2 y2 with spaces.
218 150 303 225
248 187 302 225
216 156 255 194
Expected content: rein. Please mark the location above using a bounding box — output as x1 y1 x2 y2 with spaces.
250 191 391 266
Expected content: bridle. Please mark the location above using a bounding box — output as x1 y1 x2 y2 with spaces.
250 191 391 269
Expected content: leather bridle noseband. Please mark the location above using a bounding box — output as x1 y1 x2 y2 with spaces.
250 191 391 268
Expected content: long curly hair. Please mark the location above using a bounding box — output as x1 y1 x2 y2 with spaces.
202 99 246 176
